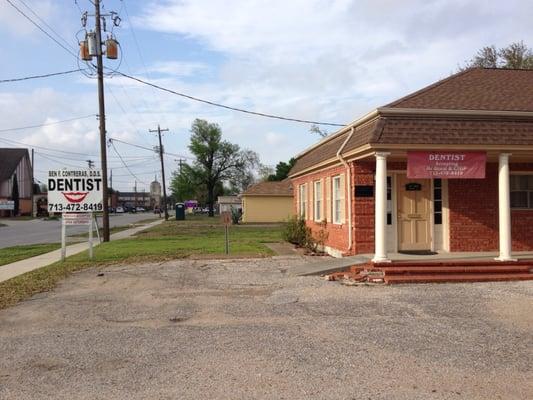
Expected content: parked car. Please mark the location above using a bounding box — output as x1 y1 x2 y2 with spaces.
136 207 146 212
116 206 124 213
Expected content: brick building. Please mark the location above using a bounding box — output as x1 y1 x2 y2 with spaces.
289 68 533 261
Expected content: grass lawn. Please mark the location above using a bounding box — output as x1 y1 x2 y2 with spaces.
0 215 284 309
0 243 61 267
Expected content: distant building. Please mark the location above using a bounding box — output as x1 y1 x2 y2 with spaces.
217 195 242 214
116 191 150 208
150 177 162 209
0 148 33 216
241 179 293 223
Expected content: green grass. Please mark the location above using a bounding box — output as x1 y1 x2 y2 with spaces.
0 243 61 267
0 216 284 309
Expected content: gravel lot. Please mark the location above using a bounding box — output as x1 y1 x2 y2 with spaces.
0 256 531 399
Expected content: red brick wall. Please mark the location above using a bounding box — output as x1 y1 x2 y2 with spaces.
351 161 374 254
292 164 351 255
449 163 533 252
294 160 533 256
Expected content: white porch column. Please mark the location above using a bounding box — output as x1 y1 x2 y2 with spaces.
496 153 515 261
372 152 391 263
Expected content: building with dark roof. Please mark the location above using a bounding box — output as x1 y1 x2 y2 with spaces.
289 68 533 261
0 148 33 216
241 179 293 223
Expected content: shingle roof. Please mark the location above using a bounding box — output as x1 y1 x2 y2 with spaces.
0 148 29 182
387 68 533 111
375 116 533 145
242 179 293 196
290 68 533 176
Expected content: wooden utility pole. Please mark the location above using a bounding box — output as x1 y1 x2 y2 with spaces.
31 148 34 217
149 125 170 220
94 0 110 241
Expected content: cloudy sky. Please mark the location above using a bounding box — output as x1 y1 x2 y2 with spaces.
1 0 532 191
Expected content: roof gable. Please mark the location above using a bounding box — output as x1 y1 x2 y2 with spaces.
0 148 29 182
386 68 533 111
243 180 293 196
290 68 533 177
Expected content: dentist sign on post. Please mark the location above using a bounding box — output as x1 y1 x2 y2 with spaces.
48 169 103 261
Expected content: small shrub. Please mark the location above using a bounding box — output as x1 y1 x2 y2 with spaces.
230 207 241 225
283 215 309 247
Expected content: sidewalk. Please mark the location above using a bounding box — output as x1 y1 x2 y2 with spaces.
0 219 165 283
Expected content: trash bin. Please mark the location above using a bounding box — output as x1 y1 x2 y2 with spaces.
175 203 185 220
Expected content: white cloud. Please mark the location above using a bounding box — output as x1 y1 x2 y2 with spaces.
145 61 210 77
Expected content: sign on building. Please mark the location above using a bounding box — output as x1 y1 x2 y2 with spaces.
407 151 487 179
0 200 15 210
47 169 103 212
62 213 92 225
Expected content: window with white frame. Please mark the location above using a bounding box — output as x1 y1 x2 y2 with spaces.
314 180 322 221
511 175 533 209
299 184 307 218
332 175 343 224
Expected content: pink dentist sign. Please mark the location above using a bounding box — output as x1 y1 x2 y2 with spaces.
407 151 487 179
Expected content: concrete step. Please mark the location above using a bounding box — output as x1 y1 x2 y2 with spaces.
374 260 533 268
384 272 533 284
378 265 533 275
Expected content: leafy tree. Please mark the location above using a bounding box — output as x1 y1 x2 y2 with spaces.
257 164 275 182
170 164 198 202
462 41 533 70
267 158 296 181
179 119 259 216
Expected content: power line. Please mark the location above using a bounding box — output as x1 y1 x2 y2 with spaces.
109 136 193 159
114 71 346 127
121 0 171 129
35 151 86 168
17 0 78 53
0 69 83 83
0 114 95 133
110 140 147 184
5 0 78 58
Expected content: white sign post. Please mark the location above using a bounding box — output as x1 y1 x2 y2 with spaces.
48 169 103 261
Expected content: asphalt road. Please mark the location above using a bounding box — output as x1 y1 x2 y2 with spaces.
0 257 531 399
0 213 162 249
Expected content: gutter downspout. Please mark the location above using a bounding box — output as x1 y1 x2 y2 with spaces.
336 127 355 255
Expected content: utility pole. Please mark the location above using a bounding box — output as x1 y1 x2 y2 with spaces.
77 0 120 240
176 158 186 174
94 0 110 241
31 148 34 217
149 125 170 220
134 180 137 208
87 159 95 169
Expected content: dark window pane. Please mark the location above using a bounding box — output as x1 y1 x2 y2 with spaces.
386 177 391 200
434 201 442 212
528 176 533 190
529 192 533 208
434 188 442 200
434 213 442 225
519 176 529 190
434 178 442 189
387 213 392 225
511 191 528 208
510 176 520 191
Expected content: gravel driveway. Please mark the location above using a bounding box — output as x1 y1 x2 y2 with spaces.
0 256 531 399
